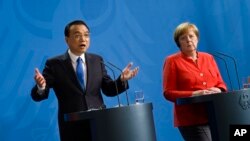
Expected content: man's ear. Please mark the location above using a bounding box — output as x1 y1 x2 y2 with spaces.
65 37 69 44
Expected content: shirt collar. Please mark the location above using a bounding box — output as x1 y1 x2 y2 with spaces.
68 50 86 63
180 51 199 59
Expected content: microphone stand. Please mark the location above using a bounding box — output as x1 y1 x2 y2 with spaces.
215 52 241 90
100 62 121 107
212 53 233 91
107 61 130 106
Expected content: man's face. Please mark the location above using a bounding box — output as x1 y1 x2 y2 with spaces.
65 24 90 56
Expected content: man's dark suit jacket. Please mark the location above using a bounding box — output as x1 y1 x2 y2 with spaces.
31 52 128 141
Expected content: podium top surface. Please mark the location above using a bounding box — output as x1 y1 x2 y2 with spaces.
176 89 250 105
64 102 153 122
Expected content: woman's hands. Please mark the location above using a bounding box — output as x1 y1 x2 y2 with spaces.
192 87 222 96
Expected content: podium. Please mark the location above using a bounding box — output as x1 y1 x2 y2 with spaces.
177 89 250 141
64 103 157 141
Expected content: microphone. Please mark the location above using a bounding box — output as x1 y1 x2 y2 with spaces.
100 61 121 107
106 61 130 106
210 53 233 91
214 51 241 90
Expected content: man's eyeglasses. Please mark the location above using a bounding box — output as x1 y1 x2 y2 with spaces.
71 33 90 40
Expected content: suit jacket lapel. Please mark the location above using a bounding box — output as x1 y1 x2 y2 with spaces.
85 53 96 94
85 53 91 93
61 52 85 93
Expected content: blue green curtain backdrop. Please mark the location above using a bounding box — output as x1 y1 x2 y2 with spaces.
0 0 249 140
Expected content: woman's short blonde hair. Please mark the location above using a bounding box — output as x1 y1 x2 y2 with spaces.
174 22 199 47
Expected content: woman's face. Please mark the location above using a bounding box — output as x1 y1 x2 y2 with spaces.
178 29 198 54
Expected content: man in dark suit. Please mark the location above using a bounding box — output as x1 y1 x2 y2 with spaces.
31 20 139 141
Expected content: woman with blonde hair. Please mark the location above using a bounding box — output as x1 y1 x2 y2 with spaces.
162 22 227 141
